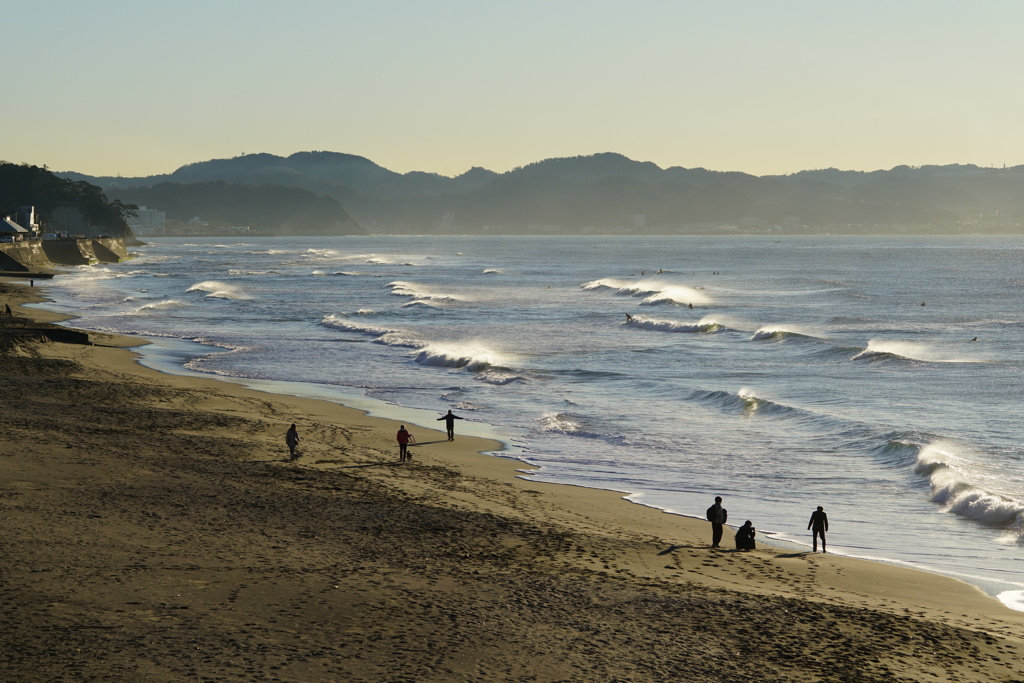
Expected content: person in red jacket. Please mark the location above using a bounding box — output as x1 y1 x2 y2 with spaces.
397 425 415 462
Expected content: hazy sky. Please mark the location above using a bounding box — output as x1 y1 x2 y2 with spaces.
8 1 1024 178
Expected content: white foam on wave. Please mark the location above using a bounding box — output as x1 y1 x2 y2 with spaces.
624 315 723 333
914 440 1024 536
483 268 502 275
998 591 1024 611
242 248 297 255
852 339 980 363
388 280 464 305
476 370 527 385
312 269 359 276
320 314 395 338
538 412 583 434
319 314 421 348
376 331 422 349
751 325 820 341
581 278 711 307
134 299 189 314
185 280 249 300
640 285 710 307
228 269 278 276
413 342 515 372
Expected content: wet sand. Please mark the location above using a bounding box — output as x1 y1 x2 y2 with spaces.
1 282 1023 682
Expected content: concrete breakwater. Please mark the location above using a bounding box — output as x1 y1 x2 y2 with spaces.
0 237 131 271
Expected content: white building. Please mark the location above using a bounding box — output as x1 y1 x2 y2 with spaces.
126 206 167 234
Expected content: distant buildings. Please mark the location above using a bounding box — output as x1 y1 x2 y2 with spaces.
126 205 166 235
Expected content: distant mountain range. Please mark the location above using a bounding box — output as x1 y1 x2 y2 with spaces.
60 151 1024 234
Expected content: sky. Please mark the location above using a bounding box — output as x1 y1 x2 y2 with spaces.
7 1 1024 178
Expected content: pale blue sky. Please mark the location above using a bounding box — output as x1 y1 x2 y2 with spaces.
7 1 1023 177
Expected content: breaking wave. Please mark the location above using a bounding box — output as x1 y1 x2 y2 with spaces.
581 278 712 307
413 343 515 372
185 280 249 300
852 340 981 363
387 281 463 305
624 315 725 333
319 315 395 338
691 387 804 418
751 326 822 342
914 441 1024 539
133 299 189 314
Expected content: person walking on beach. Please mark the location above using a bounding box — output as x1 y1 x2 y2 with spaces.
437 409 464 441
735 520 756 551
397 425 415 462
285 423 300 461
808 505 829 552
706 496 728 548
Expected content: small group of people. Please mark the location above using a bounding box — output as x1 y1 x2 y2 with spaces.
706 496 829 553
396 410 463 462
283 409 465 464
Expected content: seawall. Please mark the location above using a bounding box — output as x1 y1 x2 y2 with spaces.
0 237 131 271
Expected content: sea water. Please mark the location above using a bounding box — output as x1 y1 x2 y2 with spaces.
35 235 1024 605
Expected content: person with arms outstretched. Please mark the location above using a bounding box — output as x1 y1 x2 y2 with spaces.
437 409 464 441
808 505 829 552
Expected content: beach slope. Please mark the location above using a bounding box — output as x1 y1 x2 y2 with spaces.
1 283 1023 682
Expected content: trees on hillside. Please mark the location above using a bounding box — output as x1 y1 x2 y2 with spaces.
0 163 136 236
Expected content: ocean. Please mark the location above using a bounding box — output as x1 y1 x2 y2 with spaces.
35 234 1024 608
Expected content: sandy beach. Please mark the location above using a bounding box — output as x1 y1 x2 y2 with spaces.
1 281 1023 682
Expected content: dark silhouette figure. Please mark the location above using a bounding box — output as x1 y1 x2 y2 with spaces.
4 304 11 317
808 505 829 552
735 520 756 551
285 423 300 460
706 496 728 548
397 425 415 462
437 409 463 441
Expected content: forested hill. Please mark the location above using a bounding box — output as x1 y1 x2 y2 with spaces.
109 182 364 236
62 152 1024 234
1 163 136 237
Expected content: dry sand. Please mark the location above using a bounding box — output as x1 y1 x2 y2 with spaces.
1 281 1024 682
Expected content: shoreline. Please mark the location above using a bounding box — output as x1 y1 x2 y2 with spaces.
4 279 1024 680
24 279 1024 605
45 299 1024 607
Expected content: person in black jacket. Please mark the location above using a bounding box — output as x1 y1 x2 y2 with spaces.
808 505 829 552
706 496 728 548
437 409 464 441
735 520 756 551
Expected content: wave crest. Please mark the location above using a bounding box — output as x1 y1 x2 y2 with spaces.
413 343 514 372
914 441 1024 535
185 280 249 300
625 315 724 333
852 340 979 363
581 278 711 307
